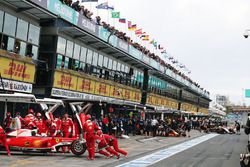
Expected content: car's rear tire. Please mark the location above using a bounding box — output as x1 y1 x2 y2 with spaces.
71 140 86 156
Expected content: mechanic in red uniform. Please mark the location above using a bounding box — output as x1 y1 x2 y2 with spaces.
54 115 62 137
102 132 128 157
83 114 100 160
46 119 57 137
61 114 74 152
24 109 36 129
34 112 47 135
0 125 10 156
3 112 12 130
96 130 120 159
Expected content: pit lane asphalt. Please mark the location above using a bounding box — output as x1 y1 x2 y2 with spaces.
0 130 216 167
145 132 246 167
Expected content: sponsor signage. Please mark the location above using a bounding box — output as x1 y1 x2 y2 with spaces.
181 103 197 113
147 94 178 110
48 0 79 25
117 39 129 52
0 56 35 83
129 45 142 60
142 55 150 64
51 88 140 105
99 27 117 46
0 79 32 93
53 70 141 102
77 14 99 36
245 89 250 98
30 0 48 8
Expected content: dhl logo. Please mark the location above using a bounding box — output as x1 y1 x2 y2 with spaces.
57 75 73 87
112 87 120 96
124 90 130 99
134 93 140 100
99 84 106 94
80 79 91 91
4 62 30 79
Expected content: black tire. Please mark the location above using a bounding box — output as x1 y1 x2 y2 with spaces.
71 140 86 156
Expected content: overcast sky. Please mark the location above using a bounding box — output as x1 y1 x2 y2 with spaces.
81 0 250 105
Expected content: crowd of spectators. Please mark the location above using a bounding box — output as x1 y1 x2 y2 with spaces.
59 0 209 95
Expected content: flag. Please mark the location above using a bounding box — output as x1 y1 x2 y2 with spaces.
161 49 166 54
82 0 97 1
150 39 154 44
96 2 113 10
128 21 132 28
129 24 136 31
119 18 126 23
141 35 149 41
158 44 164 50
111 12 120 18
135 29 142 35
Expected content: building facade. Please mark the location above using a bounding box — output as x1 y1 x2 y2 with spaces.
0 0 210 119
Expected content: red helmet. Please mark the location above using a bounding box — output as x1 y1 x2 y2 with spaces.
96 130 102 136
36 112 42 117
28 109 34 114
85 114 91 120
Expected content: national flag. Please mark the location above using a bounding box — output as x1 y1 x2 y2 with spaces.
158 44 164 50
161 49 166 54
82 0 98 2
128 21 132 28
111 12 120 18
135 29 142 35
150 39 154 44
96 2 113 10
119 18 126 23
129 24 136 31
141 35 149 41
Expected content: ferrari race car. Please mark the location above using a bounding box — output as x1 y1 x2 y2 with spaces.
0 93 87 156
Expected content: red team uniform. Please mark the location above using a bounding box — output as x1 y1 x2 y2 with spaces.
34 113 47 135
0 125 10 156
3 112 12 130
83 115 100 160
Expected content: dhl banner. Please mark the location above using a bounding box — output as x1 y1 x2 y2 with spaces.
0 56 35 83
199 108 209 115
146 94 178 109
53 70 141 103
181 103 197 113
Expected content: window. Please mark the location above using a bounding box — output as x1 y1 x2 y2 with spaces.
64 57 69 69
121 64 125 72
28 24 40 45
125 65 129 73
3 13 17 36
98 54 103 67
56 54 63 68
19 41 26 56
80 47 87 62
108 58 113 70
16 19 28 41
86 49 93 64
14 40 26 56
32 45 38 59
92 52 98 66
66 40 73 57
7 37 14 51
117 62 121 72
57 37 66 55
73 44 80 60
112 60 117 71
103 56 108 68
0 10 4 32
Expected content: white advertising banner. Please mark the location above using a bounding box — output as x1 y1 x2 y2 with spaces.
0 79 32 93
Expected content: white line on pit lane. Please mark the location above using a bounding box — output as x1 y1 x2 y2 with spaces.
116 133 219 167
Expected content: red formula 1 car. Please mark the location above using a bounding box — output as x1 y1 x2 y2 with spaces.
0 94 88 156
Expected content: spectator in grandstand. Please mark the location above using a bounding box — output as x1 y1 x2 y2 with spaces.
71 0 81 12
